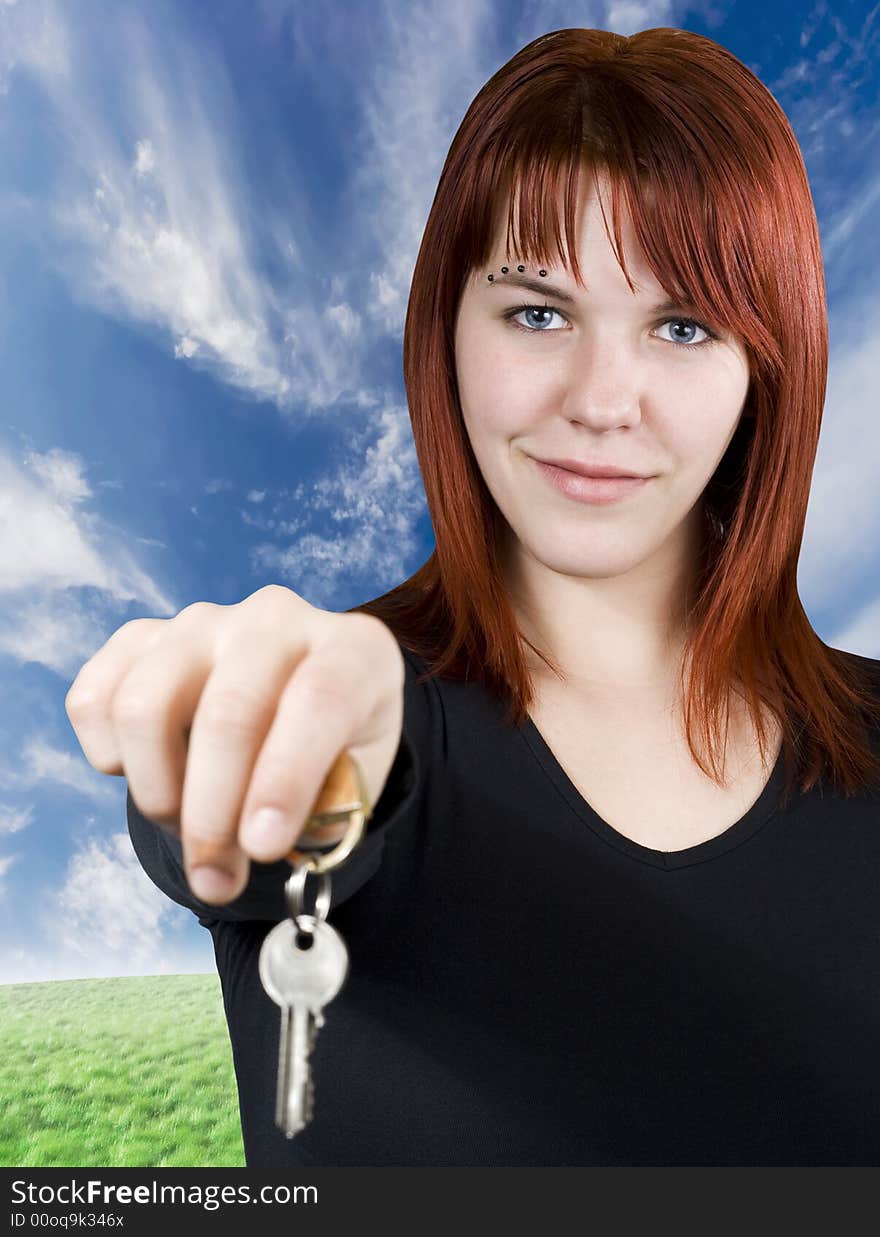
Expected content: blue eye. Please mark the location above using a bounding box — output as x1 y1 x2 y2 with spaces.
502 303 720 350
654 318 717 348
503 304 566 332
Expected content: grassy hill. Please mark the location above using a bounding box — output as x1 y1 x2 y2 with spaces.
0 973 245 1167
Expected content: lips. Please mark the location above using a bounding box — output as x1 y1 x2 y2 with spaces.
533 458 652 505
534 457 650 479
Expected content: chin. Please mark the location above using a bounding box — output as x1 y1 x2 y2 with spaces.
516 535 648 580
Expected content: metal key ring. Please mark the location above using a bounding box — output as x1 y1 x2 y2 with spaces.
284 750 372 876
284 865 332 925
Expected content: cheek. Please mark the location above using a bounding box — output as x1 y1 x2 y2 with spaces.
459 338 549 439
657 378 747 471
459 358 530 445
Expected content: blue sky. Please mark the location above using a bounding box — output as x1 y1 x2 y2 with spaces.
0 0 878 984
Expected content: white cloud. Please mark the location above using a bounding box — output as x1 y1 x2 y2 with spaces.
0 0 394 415
0 803 33 835
345 0 493 338
798 287 880 647
0 823 217 980
30 829 213 981
0 447 174 608
0 735 117 801
24 447 93 506
0 592 117 679
606 2 675 33
0 447 178 678
250 401 425 606
821 172 880 270
0 449 111 594
0 0 71 97
0 851 18 898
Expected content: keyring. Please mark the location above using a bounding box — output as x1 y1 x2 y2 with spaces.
284 750 373 875
284 865 331 925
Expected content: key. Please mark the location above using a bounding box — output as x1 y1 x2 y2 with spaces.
259 913 349 1138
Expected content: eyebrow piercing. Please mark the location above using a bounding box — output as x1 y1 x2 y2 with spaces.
487 264 548 281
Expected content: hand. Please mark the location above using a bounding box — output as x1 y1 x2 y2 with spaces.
65 585 405 905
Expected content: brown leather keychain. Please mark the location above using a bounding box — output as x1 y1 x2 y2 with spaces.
284 748 372 870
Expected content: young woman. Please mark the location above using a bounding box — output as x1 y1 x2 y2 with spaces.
75 27 880 1166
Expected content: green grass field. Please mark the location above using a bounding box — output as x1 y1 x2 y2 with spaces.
0 973 245 1167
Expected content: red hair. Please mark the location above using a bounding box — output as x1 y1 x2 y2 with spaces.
348 26 880 805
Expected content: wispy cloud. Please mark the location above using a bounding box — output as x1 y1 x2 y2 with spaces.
343 0 493 336
765 2 880 181
0 446 178 678
0 828 215 982
799 287 880 638
0 0 403 416
0 0 72 97
0 0 456 620
0 735 118 800
0 803 34 835
33 830 209 980
251 401 425 606
0 852 18 900
1 0 294 406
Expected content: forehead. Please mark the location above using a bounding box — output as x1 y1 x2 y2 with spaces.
480 226 663 308
484 171 653 285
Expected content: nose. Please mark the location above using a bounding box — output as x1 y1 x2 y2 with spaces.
559 333 643 431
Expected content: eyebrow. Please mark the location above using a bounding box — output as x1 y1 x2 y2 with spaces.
488 271 691 316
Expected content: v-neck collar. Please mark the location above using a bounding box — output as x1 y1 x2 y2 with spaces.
517 711 789 871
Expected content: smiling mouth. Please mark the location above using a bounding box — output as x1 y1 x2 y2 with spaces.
532 457 653 505
534 457 651 480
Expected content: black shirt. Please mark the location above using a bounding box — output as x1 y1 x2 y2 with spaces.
127 642 880 1166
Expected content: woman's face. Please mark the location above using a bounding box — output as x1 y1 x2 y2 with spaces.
453 177 751 592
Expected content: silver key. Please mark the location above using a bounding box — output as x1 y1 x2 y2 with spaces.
259 913 349 1138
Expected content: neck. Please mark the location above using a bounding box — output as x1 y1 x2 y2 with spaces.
502 506 704 703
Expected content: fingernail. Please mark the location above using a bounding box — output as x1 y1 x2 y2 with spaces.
243 806 288 853
190 865 236 902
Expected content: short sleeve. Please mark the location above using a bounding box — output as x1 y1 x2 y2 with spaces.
126 644 436 924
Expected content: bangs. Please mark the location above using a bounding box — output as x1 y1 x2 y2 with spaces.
472 122 774 366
